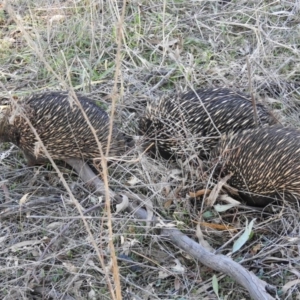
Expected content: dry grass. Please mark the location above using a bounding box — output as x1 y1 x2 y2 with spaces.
0 0 300 299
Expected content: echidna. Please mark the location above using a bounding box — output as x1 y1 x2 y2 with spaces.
140 87 277 159
0 92 130 165
211 126 300 206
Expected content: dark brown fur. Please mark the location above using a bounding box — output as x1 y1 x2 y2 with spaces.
211 126 300 206
0 92 131 165
140 87 277 159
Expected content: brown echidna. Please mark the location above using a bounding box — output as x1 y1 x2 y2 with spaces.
0 92 130 165
211 126 300 206
140 87 277 159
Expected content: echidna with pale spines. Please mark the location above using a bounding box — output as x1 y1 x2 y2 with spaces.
0 92 131 165
139 87 277 159
211 126 300 206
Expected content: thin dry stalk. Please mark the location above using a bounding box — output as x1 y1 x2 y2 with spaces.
247 56 258 127
100 0 129 298
3 3 120 299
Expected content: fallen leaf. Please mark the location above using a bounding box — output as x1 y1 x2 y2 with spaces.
10 240 41 252
214 203 239 212
164 199 173 208
19 193 30 205
196 224 214 252
174 277 181 291
219 194 241 205
250 243 261 255
212 275 219 298
46 222 64 230
232 219 256 253
189 189 211 197
282 279 300 294
206 173 232 207
127 176 140 186
115 194 129 213
200 222 237 232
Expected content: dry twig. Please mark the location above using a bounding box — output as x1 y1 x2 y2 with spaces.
66 158 277 300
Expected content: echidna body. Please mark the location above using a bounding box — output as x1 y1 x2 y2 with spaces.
140 88 277 159
211 126 300 206
0 92 129 165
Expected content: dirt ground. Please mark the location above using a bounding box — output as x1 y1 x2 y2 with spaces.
0 0 300 299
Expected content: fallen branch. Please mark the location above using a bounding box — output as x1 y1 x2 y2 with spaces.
66 158 277 300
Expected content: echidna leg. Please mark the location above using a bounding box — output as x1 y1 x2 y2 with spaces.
23 150 48 166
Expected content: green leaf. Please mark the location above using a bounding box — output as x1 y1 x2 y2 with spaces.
212 274 219 298
232 219 256 253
